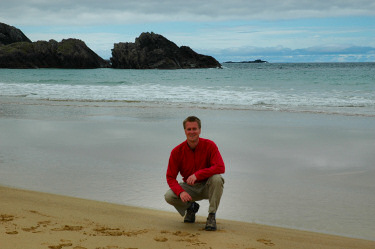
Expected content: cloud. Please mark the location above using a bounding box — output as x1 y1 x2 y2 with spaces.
1 0 374 62
1 0 375 25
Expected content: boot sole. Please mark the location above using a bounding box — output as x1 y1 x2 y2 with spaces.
205 226 217 231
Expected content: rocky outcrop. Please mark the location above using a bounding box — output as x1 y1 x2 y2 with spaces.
0 22 31 45
224 59 268 63
111 32 221 69
1 23 220 69
0 38 109 69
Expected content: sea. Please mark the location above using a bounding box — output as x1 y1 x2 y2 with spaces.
0 62 374 116
1 62 375 241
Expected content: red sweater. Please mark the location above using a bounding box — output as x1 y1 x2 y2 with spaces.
166 138 225 196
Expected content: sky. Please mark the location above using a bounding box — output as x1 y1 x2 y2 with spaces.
1 0 375 62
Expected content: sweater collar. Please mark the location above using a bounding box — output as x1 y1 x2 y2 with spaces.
186 137 200 151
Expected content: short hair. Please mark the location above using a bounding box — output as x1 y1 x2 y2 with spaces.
183 116 201 129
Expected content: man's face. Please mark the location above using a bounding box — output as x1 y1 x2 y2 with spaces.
184 121 201 143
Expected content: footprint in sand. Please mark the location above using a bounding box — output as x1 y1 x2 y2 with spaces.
157 230 205 245
93 227 123 236
0 214 15 222
51 225 83 231
28 210 51 217
95 247 138 249
93 226 148 237
1 214 18 235
48 239 73 249
22 226 40 233
257 238 275 246
38 220 52 227
154 236 168 242
21 220 52 233
48 243 73 249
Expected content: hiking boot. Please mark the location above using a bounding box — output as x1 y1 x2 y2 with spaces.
205 213 217 231
184 202 200 223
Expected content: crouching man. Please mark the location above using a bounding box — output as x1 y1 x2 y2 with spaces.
164 116 225 231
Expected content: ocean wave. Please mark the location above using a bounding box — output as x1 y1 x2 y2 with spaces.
2 95 374 117
1 83 373 110
1 64 374 117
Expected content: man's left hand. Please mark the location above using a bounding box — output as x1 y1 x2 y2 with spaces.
187 174 197 185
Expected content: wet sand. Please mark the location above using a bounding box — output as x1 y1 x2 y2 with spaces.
1 185 374 249
1 97 375 241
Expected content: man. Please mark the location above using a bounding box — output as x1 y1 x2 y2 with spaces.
164 116 225 231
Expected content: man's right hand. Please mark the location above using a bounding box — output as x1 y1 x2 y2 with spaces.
179 191 192 203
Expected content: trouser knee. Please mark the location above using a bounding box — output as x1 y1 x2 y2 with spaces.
208 174 224 187
164 189 178 204
165 189 188 216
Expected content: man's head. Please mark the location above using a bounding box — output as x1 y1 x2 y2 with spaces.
183 116 201 146
183 116 201 129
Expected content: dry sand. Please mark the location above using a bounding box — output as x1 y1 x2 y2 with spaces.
1 186 373 249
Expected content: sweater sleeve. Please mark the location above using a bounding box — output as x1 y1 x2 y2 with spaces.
194 142 225 181
166 150 185 196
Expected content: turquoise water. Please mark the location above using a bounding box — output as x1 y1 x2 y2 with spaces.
1 63 374 116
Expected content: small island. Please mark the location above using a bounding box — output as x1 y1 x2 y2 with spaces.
224 59 268 63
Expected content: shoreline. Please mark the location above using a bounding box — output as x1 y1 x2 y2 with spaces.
1 185 374 249
1 95 374 118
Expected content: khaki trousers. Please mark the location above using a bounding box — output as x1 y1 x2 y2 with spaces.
164 174 224 216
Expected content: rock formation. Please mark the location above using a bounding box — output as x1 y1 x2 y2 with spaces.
0 22 31 45
1 23 220 69
224 59 268 63
0 38 109 69
111 32 221 69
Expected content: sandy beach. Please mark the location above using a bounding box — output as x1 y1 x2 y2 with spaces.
1 185 374 249
1 95 375 244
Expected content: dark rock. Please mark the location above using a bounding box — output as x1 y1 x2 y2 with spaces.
111 32 221 69
242 59 268 63
0 38 110 69
0 22 31 45
224 59 268 63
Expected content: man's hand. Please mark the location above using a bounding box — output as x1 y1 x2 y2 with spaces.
186 174 197 186
179 191 192 203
